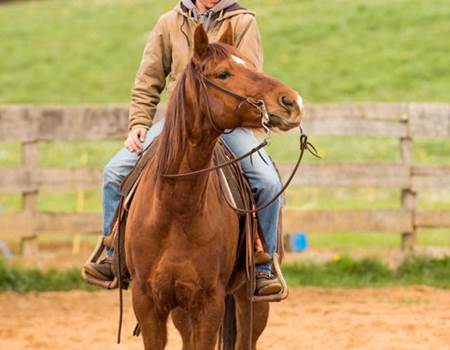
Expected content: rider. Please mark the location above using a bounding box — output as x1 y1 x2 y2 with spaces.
84 0 283 296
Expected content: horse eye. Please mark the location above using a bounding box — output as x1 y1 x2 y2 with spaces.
217 71 231 80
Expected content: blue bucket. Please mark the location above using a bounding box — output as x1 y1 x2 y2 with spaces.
288 232 308 252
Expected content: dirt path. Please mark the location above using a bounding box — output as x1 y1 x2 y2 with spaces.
1 287 450 350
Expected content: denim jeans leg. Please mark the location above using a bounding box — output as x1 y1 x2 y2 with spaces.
221 128 282 276
102 120 165 246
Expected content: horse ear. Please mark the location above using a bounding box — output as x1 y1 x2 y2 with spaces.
218 23 234 46
193 25 209 61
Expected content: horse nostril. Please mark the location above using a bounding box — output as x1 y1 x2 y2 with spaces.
279 95 295 110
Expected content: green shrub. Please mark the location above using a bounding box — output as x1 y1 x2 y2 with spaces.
396 256 450 288
0 259 96 292
1 256 450 292
285 256 450 289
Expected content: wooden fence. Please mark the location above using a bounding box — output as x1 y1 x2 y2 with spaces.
0 103 449 253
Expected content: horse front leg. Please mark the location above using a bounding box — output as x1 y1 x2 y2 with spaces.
191 288 226 350
172 307 194 350
234 283 269 350
132 285 169 350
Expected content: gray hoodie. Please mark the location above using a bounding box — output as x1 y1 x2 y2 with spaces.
180 0 243 31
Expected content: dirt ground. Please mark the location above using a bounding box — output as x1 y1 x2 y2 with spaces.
1 287 450 350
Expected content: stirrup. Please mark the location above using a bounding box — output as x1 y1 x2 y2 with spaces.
252 253 289 303
82 235 119 289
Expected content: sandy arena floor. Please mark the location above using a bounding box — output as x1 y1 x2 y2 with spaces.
1 287 450 350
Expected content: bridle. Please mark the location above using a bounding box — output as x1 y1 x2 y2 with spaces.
197 64 273 137
162 60 320 214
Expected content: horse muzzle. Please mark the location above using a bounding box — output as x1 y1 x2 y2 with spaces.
267 111 303 131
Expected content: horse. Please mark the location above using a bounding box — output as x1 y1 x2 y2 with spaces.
125 24 304 350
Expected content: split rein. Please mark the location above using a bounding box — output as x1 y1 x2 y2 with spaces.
162 66 320 214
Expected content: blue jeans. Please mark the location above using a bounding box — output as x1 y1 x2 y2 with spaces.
103 120 281 275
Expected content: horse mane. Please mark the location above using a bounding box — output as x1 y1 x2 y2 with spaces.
156 43 231 175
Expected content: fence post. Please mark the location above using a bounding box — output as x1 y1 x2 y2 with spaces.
400 112 416 251
20 140 39 256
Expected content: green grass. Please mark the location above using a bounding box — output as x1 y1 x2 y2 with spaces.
268 135 400 162
286 188 401 210
0 143 20 166
38 190 102 212
0 0 449 103
0 259 96 292
417 229 450 246
414 138 450 165
0 193 21 213
38 140 122 168
2 256 450 292
285 256 450 288
306 232 401 251
267 134 450 164
304 229 450 252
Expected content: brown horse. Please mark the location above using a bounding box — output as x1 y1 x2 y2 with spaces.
125 24 304 350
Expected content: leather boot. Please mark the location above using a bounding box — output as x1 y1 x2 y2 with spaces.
84 257 114 281
255 272 282 296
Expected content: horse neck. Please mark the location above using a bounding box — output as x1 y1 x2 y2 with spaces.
154 64 232 214
156 114 221 215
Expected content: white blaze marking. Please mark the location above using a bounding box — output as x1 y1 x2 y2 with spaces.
296 95 304 109
231 55 246 66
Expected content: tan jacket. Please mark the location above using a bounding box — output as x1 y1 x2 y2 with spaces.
128 3 263 130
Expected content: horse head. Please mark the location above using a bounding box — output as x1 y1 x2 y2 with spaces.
192 24 304 132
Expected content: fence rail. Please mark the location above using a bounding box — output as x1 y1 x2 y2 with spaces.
1 103 449 252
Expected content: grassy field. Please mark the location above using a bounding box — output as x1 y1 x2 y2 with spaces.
284 255 450 288
0 0 449 103
0 0 449 252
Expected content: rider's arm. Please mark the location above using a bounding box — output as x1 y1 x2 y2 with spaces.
129 16 171 131
234 14 263 72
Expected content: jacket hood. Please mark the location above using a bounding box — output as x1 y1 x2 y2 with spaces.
175 1 255 29
181 0 238 15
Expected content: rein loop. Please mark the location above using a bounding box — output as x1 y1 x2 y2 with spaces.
219 130 320 214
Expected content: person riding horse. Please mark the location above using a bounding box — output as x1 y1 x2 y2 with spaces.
85 0 284 295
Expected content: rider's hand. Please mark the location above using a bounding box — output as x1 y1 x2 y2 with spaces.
124 127 148 153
